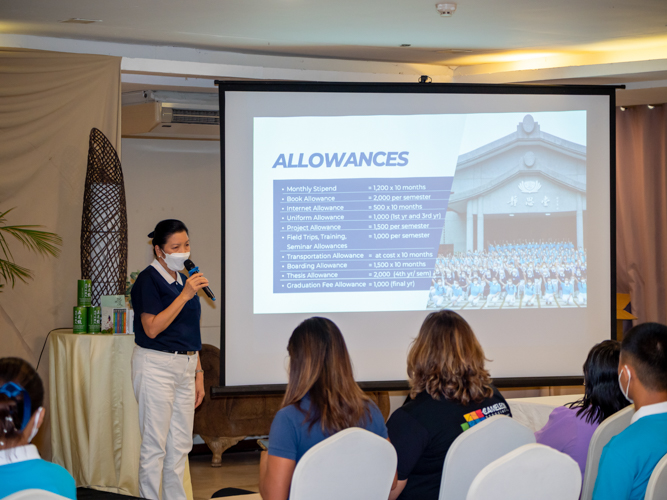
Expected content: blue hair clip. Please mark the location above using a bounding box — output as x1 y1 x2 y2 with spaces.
0 381 32 431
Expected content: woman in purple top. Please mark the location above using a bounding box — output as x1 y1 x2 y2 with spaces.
535 340 631 477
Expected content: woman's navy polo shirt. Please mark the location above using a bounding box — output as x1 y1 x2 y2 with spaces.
131 263 202 352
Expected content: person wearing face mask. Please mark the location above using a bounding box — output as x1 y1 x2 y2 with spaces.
0 357 76 499
592 322 667 500
130 219 209 500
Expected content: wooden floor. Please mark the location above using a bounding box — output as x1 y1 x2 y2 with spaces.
190 452 260 500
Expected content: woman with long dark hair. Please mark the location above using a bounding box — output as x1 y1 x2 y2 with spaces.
536 340 630 477
259 317 393 500
386 310 511 500
130 219 209 500
0 357 75 498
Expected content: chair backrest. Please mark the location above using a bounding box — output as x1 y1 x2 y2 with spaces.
466 443 582 500
439 415 535 500
3 490 70 500
580 404 634 500
645 453 667 500
290 427 397 500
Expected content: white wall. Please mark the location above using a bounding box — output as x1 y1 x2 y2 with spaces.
122 138 222 347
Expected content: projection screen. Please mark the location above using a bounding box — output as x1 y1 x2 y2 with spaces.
216 82 616 394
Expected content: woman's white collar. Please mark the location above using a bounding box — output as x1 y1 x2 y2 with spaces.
151 260 183 285
0 444 40 465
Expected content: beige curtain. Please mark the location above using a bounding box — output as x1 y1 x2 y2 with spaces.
616 105 667 325
0 49 121 458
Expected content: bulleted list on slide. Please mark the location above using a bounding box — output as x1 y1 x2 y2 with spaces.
273 177 452 293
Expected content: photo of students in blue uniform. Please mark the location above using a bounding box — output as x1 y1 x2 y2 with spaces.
428 278 447 308
505 282 517 306
487 279 502 304
561 278 575 305
451 282 464 306
523 279 536 306
469 277 484 306
544 279 557 305
425 239 588 310
576 278 587 304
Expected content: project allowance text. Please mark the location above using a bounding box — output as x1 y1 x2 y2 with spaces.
273 177 451 293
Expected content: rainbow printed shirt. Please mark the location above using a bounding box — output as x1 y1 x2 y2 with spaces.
460 402 510 431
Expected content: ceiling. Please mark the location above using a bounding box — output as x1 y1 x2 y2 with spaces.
2 0 667 66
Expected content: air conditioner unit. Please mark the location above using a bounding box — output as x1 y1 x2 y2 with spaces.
160 103 220 126
122 91 220 140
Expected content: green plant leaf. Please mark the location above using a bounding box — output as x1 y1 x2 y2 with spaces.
0 258 33 288
0 208 63 290
0 225 62 257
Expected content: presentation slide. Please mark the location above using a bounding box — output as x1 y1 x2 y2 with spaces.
223 88 611 388
254 110 587 314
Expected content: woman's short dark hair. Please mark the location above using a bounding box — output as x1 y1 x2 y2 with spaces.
0 358 44 446
148 219 188 257
567 340 630 424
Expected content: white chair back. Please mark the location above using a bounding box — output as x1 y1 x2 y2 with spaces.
645 453 667 500
580 404 634 500
439 415 535 500
290 427 397 500
3 490 70 500
466 443 581 500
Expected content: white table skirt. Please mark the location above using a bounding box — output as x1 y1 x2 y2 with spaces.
49 329 193 498
506 394 583 433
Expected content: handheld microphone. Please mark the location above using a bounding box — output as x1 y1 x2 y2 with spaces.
184 259 216 301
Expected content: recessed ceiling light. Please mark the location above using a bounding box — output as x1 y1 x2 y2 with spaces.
59 18 102 24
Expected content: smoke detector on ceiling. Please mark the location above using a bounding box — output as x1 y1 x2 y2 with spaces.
435 3 457 16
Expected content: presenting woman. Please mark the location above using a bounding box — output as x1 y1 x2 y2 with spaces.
387 310 511 500
131 219 209 500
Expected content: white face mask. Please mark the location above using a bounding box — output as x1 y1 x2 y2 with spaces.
618 365 634 403
27 407 43 443
161 250 190 272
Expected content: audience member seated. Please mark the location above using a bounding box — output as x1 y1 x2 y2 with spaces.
535 340 630 478
259 317 395 500
386 310 512 500
592 322 667 500
0 357 76 499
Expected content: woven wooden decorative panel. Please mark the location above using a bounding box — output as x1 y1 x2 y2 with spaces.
80 128 128 306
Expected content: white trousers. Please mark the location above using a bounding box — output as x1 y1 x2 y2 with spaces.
131 346 197 500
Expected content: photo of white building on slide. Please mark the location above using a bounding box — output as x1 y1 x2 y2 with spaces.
428 113 588 310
